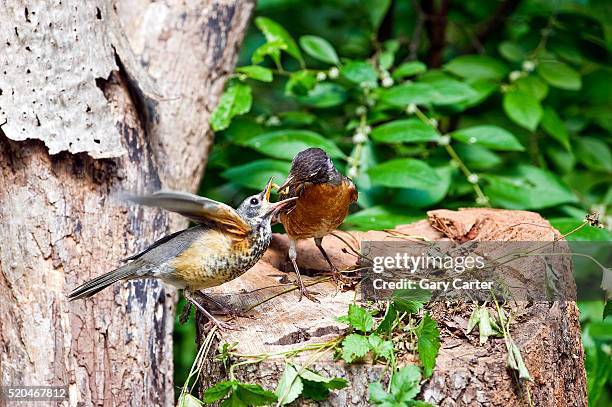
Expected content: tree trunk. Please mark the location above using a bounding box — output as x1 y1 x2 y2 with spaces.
0 0 253 405
197 209 587 406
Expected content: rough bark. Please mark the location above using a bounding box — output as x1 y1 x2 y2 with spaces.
197 209 587 406
0 0 253 405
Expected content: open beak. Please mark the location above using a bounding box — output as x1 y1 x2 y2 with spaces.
266 196 297 217
277 175 294 194
262 177 275 202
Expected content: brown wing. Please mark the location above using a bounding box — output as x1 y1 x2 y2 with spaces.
120 191 251 236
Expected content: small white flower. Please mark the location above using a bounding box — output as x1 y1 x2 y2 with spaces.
266 116 281 126
347 167 358 178
467 174 479 184
382 76 394 88
316 71 327 81
438 135 451 146
509 70 522 82
353 132 367 143
366 98 376 106
355 106 367 115
406 103 417 114
255 115 265 124
328 67 340 79
522 60 536 72
429 118 438 127
362 125 372 135
360 81 372 89
468 136 477 144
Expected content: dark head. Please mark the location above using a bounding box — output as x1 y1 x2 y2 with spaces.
279 148 341 192
237 178 296 227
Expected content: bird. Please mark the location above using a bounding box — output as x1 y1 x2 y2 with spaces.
68 178 296 329
277 148 358 302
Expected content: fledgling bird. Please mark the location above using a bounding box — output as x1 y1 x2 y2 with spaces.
68 179 296 329
278 148 358 301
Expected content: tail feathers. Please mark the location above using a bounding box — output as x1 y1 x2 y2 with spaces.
68 263 139 301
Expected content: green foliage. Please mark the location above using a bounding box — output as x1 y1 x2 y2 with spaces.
203 380 277 406
369 365 433 406
415 314 440 378
275 363 348 405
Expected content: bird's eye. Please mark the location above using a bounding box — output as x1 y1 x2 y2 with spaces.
250 197 259 205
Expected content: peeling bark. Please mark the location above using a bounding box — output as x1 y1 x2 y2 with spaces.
197 209 587 406
0 0 253 405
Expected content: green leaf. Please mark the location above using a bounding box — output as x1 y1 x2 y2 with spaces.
415 314 440 378
392 289 431 314
368 159 441 190
222 159 291 190
549 218 611 241
210 83 253 131
515 75 548 101
275 364 303 405
299 35 339 64
574 137 612 172
301 380 329 401
507 339 532 380
604 301 611 319
235 66 273 82
296 83 347 107
498 41 525 62
444 55 509 81
484 165 577 209
537 61 581 90
341 334 371 363
369 382 395 405
371 119 441 144
390 365 421 402
255 17 303 63
341 61 378 87
343 206 424 231
363 0 391 29
178 393 204 407
347 304 374 332
425 78 478 105
285 70 317 96
220 391 247 407
466 307 480 334
203 381 236 403
546 145 575 174
235 383 277 406
376 303 398 333
393 166 452 208
452 125 524 151
478 306 495 345
368 334 394 361
244 130 345 160
541 107 570 151
502 89 543 131
251 41 285 66
454 144 502 170
392 61 427 79
378 83 437 106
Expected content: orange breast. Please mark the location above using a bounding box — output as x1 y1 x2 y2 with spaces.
280 180 356 240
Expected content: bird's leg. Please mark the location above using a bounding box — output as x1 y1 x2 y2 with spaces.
314 236 351 285
184 289 238 330
289 239 320 303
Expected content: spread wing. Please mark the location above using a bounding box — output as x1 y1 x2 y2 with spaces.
120 191 251 236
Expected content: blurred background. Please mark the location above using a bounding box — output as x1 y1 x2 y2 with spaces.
174 0 611 404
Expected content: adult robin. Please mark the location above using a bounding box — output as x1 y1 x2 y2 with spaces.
278 148 358 301
68 178 296 329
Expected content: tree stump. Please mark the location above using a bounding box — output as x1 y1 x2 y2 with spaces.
197 208 587 406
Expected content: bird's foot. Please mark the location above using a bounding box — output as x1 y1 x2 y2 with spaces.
295 281 320 303
325 268 359 291
204 317 242 331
